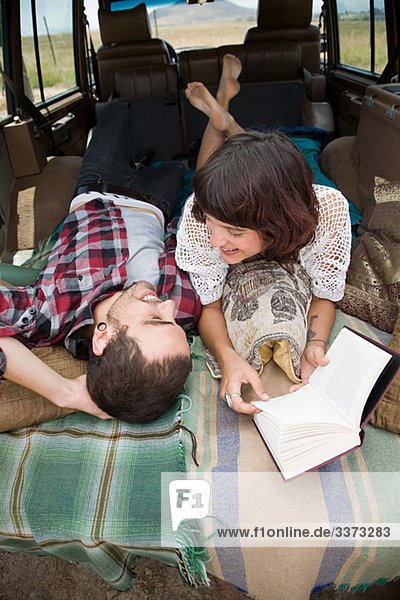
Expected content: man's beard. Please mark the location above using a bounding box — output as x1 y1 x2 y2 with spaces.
106 281 156 326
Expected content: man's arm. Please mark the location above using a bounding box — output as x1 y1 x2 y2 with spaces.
1 337 110 419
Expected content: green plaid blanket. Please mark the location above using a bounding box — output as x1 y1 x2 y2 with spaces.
0 405 208 590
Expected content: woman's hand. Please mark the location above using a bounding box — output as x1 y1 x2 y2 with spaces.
289 341 330 392
220 352 269 414
197 300 268 413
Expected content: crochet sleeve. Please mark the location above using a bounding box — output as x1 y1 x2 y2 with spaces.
175 194 229 305
299 185 352 301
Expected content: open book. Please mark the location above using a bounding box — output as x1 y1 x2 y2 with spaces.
252 327 400 480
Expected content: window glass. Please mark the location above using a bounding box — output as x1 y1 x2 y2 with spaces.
312 0 323 23
20 0 76 105
108 0 258 50
84 0 101 51
337 0 387 74
373 0 387 73
20 1 41 104
0 0 9 119
312 0 324 62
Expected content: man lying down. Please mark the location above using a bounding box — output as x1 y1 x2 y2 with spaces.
0 101 200 423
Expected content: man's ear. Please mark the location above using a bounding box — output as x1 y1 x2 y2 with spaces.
92 324 113 356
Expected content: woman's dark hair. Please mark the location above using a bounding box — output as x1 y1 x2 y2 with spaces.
87 329 192 423
192 130 318 262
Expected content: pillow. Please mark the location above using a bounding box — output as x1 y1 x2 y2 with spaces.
0 345 82 432
205 259 312 383
369 308 400 434
337 177 400 333
355 176 399 240
0 277 79 431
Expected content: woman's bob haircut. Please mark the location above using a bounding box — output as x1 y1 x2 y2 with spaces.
192 130 318 263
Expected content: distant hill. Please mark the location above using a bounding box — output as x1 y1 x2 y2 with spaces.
152 0 255 26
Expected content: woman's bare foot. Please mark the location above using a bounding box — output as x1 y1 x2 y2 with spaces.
216 54 242 109
185 81 236 133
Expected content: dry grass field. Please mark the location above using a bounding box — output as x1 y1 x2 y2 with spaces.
154 19 255 50
338 20 387 73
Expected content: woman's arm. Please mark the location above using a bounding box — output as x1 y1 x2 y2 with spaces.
306 296 335 347
198 300 268 413
1 337 110 419
290 188 352 390
290 296 335 390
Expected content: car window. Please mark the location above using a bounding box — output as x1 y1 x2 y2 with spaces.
337 0 388 74
20 0 76 106
107 0 258 50
0 0 10 119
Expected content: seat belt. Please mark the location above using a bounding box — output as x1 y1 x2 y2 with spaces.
377 40 400 84
0 67 61 154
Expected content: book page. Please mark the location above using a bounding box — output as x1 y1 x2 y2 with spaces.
253 385 347 426
253 328 392 432
253 402 360 480
309 328 391 428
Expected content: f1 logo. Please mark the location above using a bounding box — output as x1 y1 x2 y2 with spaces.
169 480 210 531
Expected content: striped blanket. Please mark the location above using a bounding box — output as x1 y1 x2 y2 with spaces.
0 309 399 598
182 309 400 599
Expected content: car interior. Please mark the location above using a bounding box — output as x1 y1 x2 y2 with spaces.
0 1 399 599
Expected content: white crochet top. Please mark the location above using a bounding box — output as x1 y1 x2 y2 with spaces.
176 185 352 305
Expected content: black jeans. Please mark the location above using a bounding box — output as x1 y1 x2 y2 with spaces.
75 101 185 222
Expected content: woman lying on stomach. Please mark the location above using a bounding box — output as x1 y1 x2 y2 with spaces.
176 54 351 414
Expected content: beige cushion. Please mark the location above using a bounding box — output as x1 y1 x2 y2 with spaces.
206 259 312 383
0 345 85 432
319 136 360 211
337 177 400 333
7 156 82 253
0 268 84 432
370 308 400 434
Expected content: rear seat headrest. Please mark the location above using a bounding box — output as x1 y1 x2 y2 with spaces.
98 3 151 46
257 0 312 30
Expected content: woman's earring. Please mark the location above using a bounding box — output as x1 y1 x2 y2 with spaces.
96 321 107 332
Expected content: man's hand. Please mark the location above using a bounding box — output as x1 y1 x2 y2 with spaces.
289 342 330 392
220 353 269 414
1 337 111 420
59 375 112 419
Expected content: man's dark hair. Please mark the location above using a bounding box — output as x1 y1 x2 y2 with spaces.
86 329 192 423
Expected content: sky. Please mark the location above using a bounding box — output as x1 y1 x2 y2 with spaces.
21 0 382 36
21 0 74 36
79 0 323 30
20 0 259 35
85 0 257 25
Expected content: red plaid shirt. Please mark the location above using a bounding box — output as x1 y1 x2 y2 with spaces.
0 198 200 378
